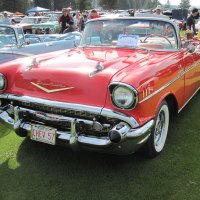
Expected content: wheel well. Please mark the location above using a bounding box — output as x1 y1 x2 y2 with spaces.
165 94 178 117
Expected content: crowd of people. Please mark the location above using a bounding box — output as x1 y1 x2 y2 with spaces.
57 8 101 34
1 6 199 37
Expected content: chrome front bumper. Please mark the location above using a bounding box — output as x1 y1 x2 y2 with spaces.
0 95 154 155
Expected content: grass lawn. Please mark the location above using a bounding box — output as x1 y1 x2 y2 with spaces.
0 93 200 200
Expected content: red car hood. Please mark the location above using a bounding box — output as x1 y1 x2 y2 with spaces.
5 48 149 107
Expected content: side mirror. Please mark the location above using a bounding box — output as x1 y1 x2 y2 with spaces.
186 43 195 53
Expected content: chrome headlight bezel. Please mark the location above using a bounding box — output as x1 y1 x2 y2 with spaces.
0 73 6 92
109 82 138 110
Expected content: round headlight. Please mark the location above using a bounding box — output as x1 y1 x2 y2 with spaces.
0 74 6 91
112 85 138 109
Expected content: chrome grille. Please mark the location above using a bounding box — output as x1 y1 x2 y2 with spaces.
12 100 119 125
14 101 97 120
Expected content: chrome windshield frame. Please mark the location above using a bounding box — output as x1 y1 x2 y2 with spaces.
82 17 181 50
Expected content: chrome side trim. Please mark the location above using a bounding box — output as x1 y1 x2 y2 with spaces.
0 51 33 57
178 86 200 113
139 61 200 104
0 94 139 128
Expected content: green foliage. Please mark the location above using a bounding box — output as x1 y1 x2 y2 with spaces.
0 0 29 12
0 93 200 200
164 0 171 10
33 0 53 9
100 0 118 9
179 0 191 9
99 0 160 10
0 0 165 12
79 0 91 11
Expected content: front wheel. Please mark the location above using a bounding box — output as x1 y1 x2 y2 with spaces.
143 100 169 158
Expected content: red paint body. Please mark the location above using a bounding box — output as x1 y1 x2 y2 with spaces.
1 43 200 126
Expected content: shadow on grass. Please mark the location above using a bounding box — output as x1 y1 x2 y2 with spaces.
0 137 152 200
0 92 200 200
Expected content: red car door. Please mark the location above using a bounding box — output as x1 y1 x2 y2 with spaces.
183 48 200 103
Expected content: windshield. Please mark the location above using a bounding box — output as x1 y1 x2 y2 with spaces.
0 26 17 48
49 13 62 22
80 19 178 50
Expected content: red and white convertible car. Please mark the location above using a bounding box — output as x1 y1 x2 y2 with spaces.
0 16 200 157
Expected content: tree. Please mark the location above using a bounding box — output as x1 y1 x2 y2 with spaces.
179 0 190 9
79 0 91 11
0 0 29 12
53 0 68 10
99 0 160 10
99 0 118 9
164 0 171 10
33 0 52 9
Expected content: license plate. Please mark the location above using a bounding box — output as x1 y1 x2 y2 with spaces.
31 124 56 145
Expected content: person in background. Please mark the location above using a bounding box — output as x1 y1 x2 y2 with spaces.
45 28 53 34
35 28 43 34
154 5 162 15
3 12 11 23
34 12 40 16
58 8 73 33
186 8 199 35
63 21 76 33
89 9 101 20
80 14 87 31
73 10 81 31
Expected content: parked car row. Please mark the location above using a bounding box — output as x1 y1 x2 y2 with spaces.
32 12 62 34
0 15 200 158
0 24 81 63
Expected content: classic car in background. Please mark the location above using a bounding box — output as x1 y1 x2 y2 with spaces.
24 32 81 43
18 16 49 33
0 25 81 63
32 12 62 34
0 16 200 157
0 14 11 25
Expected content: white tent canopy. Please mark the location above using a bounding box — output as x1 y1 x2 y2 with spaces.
26 6 50 13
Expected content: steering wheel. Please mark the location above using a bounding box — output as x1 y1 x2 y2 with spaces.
143 34 173 48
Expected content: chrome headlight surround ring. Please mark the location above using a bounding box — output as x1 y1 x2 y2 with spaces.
109 82 138 110
0 73 6 92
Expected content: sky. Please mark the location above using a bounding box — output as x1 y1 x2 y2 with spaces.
159 0 200 6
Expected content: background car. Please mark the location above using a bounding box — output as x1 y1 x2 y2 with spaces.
0 24 82 63
18 16 49 33
0 14 11 25
32 12 62 34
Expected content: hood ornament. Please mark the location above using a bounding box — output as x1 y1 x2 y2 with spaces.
89 62 104 77
25 58 40 71
31 82 74 93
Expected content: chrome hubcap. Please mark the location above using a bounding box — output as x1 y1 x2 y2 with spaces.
154 110 165 147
